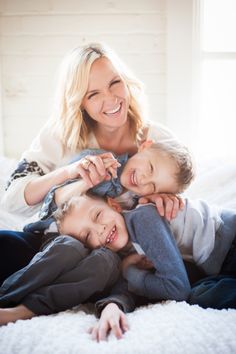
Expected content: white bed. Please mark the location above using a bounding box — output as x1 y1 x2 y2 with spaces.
0 155 236 354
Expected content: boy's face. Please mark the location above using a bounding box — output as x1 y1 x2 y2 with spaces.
120 146 179 196
59 195 129 252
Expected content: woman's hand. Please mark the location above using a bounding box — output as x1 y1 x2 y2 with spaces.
65 152 120 188
138 193 185 221
88 303 129 341
121 253 154 275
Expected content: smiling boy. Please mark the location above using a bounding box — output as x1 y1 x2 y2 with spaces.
0 192 190 325
34 139 194 226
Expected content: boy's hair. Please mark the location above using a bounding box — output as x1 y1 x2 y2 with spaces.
54 193 103 233
150 140 195 192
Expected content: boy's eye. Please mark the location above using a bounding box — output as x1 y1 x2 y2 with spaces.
150 162 153 173
152 183 156 193
95 211 101 220
84 232 91 246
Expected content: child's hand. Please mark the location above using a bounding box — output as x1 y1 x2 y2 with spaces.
137 256 154 270
121 253 154 275
65 153 120 188
88 303 129 341
138 193 185 221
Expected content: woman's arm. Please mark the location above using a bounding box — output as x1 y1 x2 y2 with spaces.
2 123 69 215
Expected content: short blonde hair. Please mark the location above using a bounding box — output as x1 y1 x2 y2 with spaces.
50 43 147 154
150 141 195 192
54 193 105 233
54 196 79 233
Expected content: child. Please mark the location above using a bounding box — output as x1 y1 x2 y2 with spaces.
0 193 190 325
52 141 235 279
42 140 236 333
28 139 194 227
0 138 193 325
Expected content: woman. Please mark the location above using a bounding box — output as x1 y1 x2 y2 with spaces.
0 42 181 283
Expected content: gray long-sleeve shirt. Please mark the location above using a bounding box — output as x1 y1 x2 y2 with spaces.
122 204 190 300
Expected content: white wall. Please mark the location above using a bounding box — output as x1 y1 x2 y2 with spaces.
166 0 197 148
0 0 166 158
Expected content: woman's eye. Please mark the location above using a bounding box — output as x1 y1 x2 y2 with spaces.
88 92 98 100
110 80 121 86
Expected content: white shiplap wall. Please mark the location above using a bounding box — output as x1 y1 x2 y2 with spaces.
0 0 166 158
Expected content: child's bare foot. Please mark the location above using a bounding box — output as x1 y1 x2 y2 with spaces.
0 305 35 326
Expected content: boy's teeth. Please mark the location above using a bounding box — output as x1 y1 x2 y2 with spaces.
105 104 121 114
106 226 116 244
131 171 136 185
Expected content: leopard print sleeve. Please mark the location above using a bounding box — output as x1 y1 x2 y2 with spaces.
6 158 45 190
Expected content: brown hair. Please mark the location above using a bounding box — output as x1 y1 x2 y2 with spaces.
150 140 195 192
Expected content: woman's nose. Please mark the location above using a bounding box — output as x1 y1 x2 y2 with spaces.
103 91 117 104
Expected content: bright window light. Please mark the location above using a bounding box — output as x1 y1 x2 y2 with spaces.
196 0 236 158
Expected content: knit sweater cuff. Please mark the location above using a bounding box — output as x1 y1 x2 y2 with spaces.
123 265 149 296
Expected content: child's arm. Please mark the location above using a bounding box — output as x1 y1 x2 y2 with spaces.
139 193 185 221
54 179 88 206
36 149 120 220
90 276 139 341
123 204 191 301
88 303 129 341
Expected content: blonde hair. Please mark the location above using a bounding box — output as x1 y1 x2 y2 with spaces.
150 141 195 192
54 193 106 236
50 43 146 154
54 196 80 233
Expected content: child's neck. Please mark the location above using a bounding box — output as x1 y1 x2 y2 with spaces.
118 241 133 257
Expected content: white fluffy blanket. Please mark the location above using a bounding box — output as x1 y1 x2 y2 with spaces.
0 155 236 354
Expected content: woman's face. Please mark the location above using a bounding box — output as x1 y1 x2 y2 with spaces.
82 57 130 130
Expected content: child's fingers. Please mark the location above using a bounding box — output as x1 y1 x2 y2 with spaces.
170 197 181 219
110 321 123 340
138 197 149 204
97 322 110 342
120 312 129 333
154 197 165 217
179 196 185 210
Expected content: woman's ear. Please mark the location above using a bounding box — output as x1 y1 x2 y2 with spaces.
107 197 122 212
138 140 154 152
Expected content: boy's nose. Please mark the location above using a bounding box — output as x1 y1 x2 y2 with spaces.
98 224 106 237
139 174 148 185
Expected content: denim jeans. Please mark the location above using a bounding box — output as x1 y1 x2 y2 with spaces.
189 234 236 309
0 230 42 285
